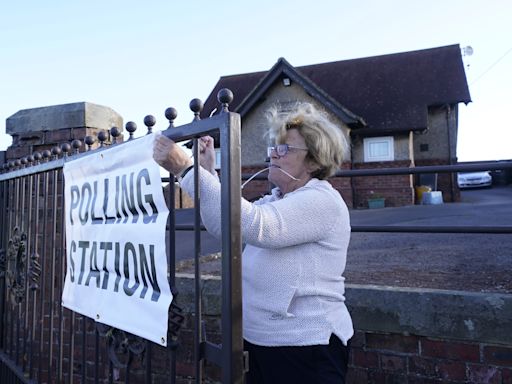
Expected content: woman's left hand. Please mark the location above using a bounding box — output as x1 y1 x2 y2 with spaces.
153 134 193 175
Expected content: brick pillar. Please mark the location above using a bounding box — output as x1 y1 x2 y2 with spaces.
5 102 123 161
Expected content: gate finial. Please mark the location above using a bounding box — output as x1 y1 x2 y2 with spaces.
144 115 156 135
33 151 42 164
72 139 82 155
218 88 233 113
61 143 71 158
85 136 95 151
42 150 51 162
126 121 137 140
98 130 108 147
189 98 203 121
165 107 178 128
51 146 62 160
111 126 121 144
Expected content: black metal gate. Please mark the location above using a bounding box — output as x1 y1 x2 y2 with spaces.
0 89 245 383
2 86 512 383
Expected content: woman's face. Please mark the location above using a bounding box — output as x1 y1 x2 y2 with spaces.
268 129 316 194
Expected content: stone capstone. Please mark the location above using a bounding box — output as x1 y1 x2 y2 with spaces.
6 102 123 134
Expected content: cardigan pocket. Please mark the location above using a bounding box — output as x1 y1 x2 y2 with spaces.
268 284 298 319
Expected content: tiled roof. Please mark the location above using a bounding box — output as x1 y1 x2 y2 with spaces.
201 44 471 132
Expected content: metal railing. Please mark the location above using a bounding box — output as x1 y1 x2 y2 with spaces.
1 83 511 383
0 89 245 383
338 161 512 234
242 160 512 234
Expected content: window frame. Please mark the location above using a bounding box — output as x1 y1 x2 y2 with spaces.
214 147 221 169
363 136 395 162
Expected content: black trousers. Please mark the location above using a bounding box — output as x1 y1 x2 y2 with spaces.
244 334 350 384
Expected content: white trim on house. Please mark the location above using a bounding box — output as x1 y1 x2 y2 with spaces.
364 136 394 162
215 148 221 169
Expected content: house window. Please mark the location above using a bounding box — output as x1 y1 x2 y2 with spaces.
215 148 221 169
363 136 394 162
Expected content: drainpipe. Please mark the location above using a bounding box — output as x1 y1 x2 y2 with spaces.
349 132 357 208
445 104 456 202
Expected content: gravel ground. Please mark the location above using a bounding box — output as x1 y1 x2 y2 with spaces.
345 231 512 293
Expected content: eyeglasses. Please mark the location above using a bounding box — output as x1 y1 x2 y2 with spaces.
267 144 308 157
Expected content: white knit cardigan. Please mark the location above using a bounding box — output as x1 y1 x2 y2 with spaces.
181 168 353 347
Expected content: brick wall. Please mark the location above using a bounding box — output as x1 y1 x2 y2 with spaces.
348 331 512 383
163 182 194 209
241 165 272 202
2 228 510 383
180 161 418 209
352 160 415 208
168 277 512 383
240 163 355 207
325 162 354 208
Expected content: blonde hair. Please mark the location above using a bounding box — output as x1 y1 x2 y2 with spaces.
266 102 349 179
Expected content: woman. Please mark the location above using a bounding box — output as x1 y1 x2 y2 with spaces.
153 102 353 383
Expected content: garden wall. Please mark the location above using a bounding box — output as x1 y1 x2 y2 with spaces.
174 275 512 383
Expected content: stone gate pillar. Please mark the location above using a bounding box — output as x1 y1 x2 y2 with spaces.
5 102 123 161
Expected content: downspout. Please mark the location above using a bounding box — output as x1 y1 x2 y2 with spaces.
349 131 357 208
445 104 456 202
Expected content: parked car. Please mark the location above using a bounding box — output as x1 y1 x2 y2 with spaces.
457 171 492 189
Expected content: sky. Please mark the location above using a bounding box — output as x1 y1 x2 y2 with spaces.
1 0 511 161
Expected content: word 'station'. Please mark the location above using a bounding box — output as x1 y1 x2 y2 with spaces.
68 240 161 302
62 133 172 345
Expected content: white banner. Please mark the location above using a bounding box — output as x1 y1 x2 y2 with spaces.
62 134 172 346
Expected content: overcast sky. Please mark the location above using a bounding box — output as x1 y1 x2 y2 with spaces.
1 0 511 161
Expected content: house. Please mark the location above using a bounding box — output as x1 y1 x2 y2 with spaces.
200 44 471 207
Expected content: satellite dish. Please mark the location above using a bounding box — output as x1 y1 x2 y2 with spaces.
462 46 474 56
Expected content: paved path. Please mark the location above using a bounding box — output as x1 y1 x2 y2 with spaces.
351 185 512 227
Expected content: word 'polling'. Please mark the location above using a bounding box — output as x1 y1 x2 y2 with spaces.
69 168 159 225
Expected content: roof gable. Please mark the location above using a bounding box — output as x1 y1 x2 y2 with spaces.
235 57 365 127
201 44 471 132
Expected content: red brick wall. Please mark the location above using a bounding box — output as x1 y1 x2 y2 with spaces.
326 162 354 208
241 165 272 202
153 316 512 383
241 163 355 208
241 161 417 208
348 331 512 383
351 160 415 208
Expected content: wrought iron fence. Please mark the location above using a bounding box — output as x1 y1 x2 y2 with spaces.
1 85 512 384
0 89 244 384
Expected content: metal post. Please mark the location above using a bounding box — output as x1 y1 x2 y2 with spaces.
167 172 178 384
220 112 244 384
192 138 203 384
38 170 49 382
